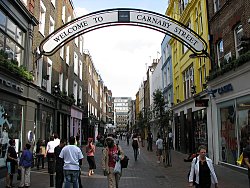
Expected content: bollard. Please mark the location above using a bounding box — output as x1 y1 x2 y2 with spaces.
48 157 55 187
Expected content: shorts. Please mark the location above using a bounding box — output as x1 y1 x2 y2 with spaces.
7 162 16 175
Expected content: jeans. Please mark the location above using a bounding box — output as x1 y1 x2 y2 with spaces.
19 166 31 187
133 148 139 161
64 170 80 188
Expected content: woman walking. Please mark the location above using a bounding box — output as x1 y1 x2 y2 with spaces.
18 143 33 188
86 138 96 176
102 137 124 188
132 133 139 161
188 145 219 188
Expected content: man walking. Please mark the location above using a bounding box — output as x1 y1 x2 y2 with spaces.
54 139 66 188
59 136 84 188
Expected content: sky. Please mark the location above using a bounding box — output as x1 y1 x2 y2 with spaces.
73 0 168 99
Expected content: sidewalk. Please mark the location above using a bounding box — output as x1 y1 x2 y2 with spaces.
1 140 248 187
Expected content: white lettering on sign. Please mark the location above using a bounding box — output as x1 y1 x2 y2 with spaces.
130 12 203 51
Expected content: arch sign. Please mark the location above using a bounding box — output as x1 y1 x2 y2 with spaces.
40 8 208 56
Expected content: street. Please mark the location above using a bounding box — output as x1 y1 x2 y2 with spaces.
2 140 248 188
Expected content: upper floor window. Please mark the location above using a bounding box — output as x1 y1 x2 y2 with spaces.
39 1 46 36
214 0 220 12
66 46 69 65
0 10 25 66
79 60 82 80
216 39 224 67
75 37 78 47
74 52 78 75
234 23 244 58
62 5 66 23
49 16 55 34
59 73 63 91
60 46 64 59
183 66 194 100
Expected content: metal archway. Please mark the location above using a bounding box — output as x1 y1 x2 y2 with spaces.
39 8 208 56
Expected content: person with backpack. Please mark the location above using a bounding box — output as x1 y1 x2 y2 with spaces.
18 143 33 188
188 145 218 188
132 133 139 161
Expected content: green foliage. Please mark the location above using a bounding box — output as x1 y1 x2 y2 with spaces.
0 49 33 81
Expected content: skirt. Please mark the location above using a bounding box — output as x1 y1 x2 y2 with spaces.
87 156 96 169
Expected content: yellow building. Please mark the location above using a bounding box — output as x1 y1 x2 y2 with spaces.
166 0 211 153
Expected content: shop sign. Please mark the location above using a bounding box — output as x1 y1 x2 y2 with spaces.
0 76 24 92
212 83 233 96
38 95 55 106
195 99 209 107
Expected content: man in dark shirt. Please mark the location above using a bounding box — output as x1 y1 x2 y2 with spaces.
6 139 18 188
54 139 66 188
243 137 250 188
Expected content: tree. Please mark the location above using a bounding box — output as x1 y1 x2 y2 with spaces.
153 89 172 167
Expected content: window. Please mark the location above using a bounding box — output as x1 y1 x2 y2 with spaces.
74 52 78 75
75 37 78 47
79 37 83 54
60 46 64 59
62 5 66 23
214 0 220 12
59 73 63 91
234 24 244 58
65 78 68 95
67 15 71 23
79 60 82 80
39 1 46 36
49 16 55 34
66 46 69 65
198 3 203 34
79 86 82 103
0 10 25 66
183 66 194 100
216 39 224 67
73 81 78 105
47 57 53 93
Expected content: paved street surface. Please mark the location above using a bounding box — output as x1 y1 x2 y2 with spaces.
2 140 249 188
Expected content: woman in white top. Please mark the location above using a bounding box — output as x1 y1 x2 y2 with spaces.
45 136 57 173
188 145 218 188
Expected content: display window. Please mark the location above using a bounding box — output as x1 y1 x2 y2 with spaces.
0 101 23 167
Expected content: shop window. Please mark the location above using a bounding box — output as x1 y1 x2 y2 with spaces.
219 105 237 164
0 102 23 167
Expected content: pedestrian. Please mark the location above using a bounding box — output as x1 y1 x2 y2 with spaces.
6 139 18 188
86 138 96 176
45 136 57 174
188 145 218 188
147 131 153 151
132 133 139 161
18 143 33 188
36 138 45 170
75 135 83 188
126 132 130 146
54 139 66 188
243 136 250 188
156 135 163 163
59 136 83 188
102 136 124 188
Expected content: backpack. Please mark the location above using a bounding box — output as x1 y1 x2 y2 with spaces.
120 155 129 168
132 139 139 148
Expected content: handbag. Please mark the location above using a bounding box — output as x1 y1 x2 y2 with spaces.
236 153 244 166
187 157 198 185
120 155 129 168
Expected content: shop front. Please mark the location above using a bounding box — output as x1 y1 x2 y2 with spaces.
70 107 83 143
208 62 250 168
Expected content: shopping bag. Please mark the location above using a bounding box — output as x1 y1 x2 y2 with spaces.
113 160 121 174
236 153 244 166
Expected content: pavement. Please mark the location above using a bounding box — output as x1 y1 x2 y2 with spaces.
1 139 249 188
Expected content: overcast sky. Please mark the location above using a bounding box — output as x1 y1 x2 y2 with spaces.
73 0 167 99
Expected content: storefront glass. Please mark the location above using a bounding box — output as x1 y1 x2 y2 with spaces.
218 96 250 166
0 101 23 167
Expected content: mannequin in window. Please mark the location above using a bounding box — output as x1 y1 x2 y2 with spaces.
1 125 9 158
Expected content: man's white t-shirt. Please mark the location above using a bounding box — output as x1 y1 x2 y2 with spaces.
59 145 84 170
156 138 163 149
